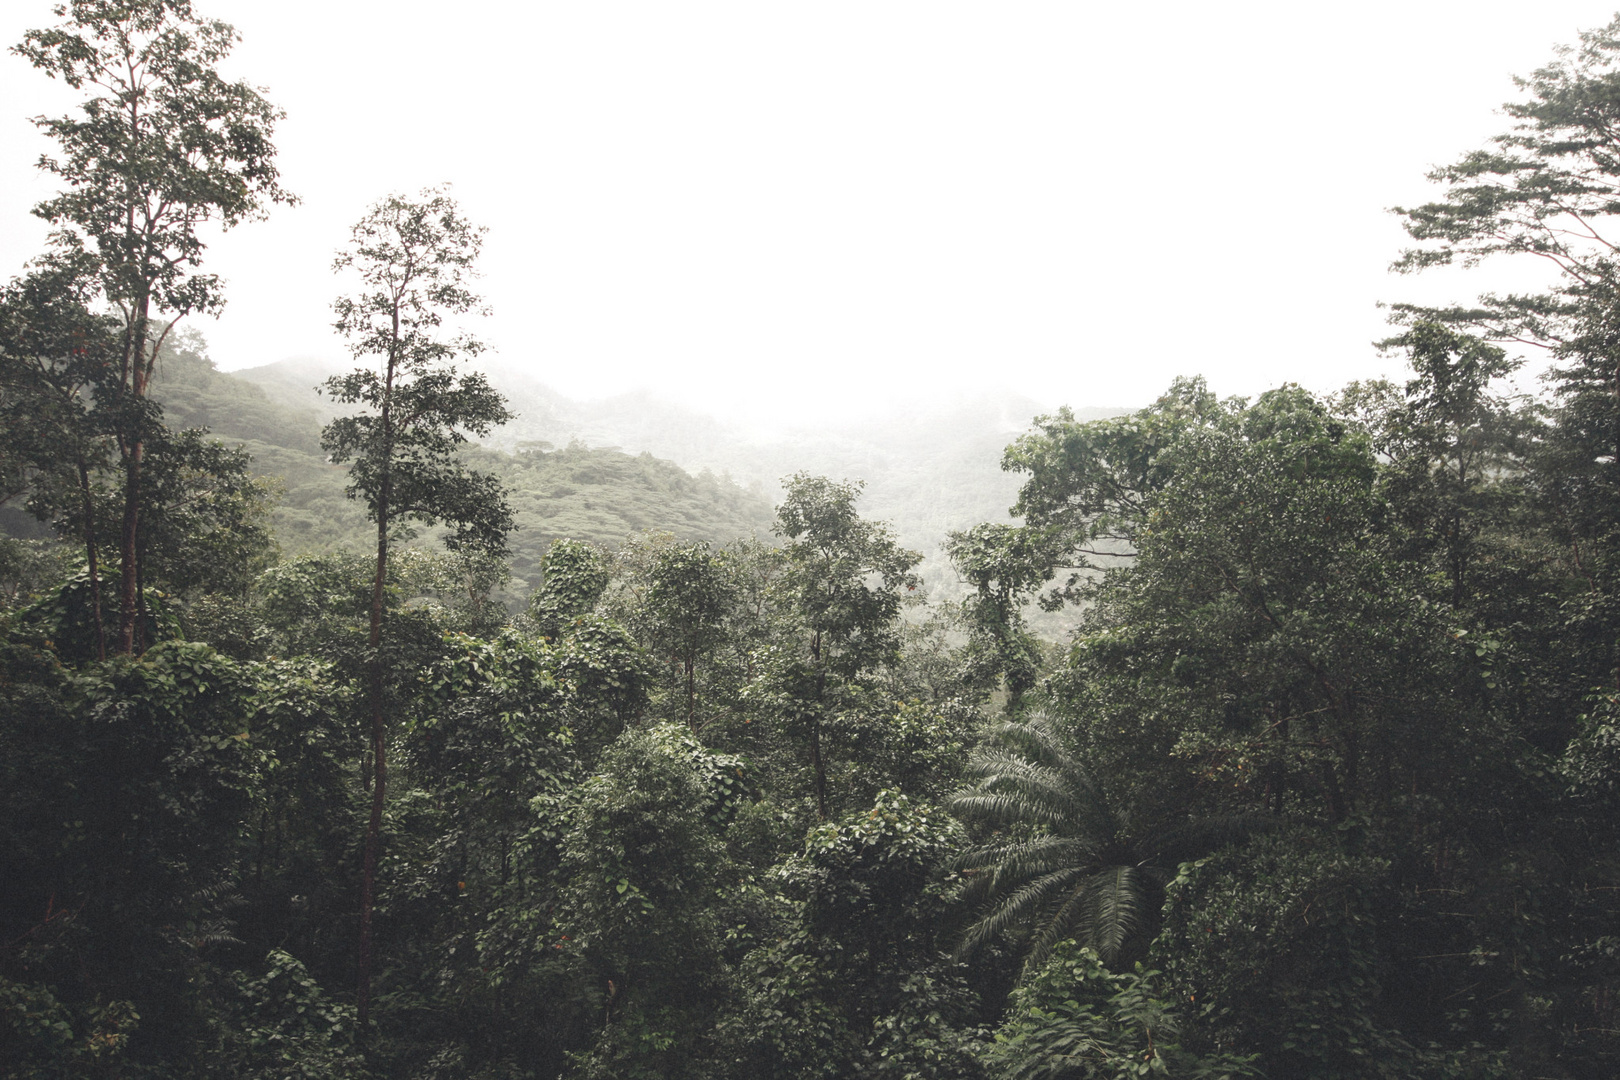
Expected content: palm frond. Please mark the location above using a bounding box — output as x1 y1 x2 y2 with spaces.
956 864 1088 958
1079 864 1149 963
1019 874 1099 976
949 780 1087 832
953 835 1095 891
956 717 1119 837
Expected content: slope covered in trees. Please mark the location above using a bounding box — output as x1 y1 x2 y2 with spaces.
134 335 778 600
237 352 1119 617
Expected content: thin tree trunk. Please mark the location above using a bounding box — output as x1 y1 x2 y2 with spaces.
77 459 105 662
117 444 142 653
809 722 828 821
357 490 389 1031
135 528 147 653
116 305 150 655
358 331 398 1033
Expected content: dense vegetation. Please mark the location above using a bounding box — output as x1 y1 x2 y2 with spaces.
10 3 1620 1078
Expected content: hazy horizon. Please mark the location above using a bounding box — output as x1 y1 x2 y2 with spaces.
3 0 1610 423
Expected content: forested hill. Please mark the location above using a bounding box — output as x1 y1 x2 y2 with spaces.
147 335 777 596
232 353 1129 599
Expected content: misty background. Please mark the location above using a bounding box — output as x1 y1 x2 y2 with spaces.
1 0 1608 428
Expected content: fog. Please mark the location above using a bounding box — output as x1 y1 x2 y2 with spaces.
0 0 1610 423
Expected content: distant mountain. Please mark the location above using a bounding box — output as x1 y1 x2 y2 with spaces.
223 355 350 429
230 354 1130 608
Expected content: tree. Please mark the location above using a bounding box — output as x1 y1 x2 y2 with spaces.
1387 14 1620 348
717 790 984 1080
642 541 737 727
0 639 263 1072
15 0 293 654
770 474 920 820
998 377 1225 610
1383 11 1620 751
945 522 1048 710
551 725 738 1079
320 187 513 1029
1335 322 1527 608
984 941 1260 1080
980 380 1590 1071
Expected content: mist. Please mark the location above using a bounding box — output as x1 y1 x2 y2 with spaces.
1 0 1606 425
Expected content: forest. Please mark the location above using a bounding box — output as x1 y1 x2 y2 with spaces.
7 2 1620 1078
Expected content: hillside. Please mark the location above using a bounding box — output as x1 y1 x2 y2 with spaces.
142 339 777 599
235 354 1128 607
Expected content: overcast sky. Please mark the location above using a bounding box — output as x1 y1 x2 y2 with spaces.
1 1 1614 421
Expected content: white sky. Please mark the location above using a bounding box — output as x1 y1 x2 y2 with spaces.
0 1 1613 422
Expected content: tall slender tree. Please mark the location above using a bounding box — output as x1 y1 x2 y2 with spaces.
15 0 293 653
321 187 513 1030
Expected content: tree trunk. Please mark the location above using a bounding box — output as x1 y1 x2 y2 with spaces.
135 528 147 654
115 305 150 655
809 722 828 821
116 442 142 654
357 487 390 1031
357 333 397 1032
77 459 105 662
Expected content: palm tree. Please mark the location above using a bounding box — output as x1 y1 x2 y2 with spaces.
950 713 1261 977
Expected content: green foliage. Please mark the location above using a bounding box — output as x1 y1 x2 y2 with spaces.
320 186 516 1028
791 790 965 936
775 473 922 679
0 638 265 1071
322 189 513 561
256 551 375 655
208 950 366 1080
717 791 984 1080
947 522 1049 706
844 697 976 805
985 941 1259 1080
1000 377 1224 602
528 538 610 638
28 28 1620 1061
951 714 1265 977
127 342 781 606
16 0 293 654
642 539 738 725
0 539 72 613
552 725 736 1079
0 976 138 1080
10 571 181 663
16 1 293 320
1153 831 1425 1079
491 444 775 595
764 473 923 819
